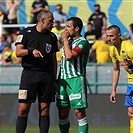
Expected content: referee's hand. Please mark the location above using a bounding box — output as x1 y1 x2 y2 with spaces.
33 49 43 58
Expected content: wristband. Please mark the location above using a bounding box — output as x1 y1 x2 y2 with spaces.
28 48 34 55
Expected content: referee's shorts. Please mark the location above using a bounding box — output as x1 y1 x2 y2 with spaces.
18 69 55 103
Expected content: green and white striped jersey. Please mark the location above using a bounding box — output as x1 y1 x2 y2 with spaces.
59 36 90 79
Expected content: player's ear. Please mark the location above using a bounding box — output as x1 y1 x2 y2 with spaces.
75 26 79 32
41 18 45 23
118 33 121 38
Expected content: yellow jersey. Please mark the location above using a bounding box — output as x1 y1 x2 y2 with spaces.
3 50 17 63
109 40 133 83
56 48 62 63
51 27 64 40
92 40 111 63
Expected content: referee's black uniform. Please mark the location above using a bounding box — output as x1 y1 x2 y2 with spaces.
15 25 59 103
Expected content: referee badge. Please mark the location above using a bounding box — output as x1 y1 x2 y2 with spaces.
18 90 27 100
45 43 52 53
16 35 23 43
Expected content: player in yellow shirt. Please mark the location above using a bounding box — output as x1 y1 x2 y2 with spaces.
51 21 64 40
2 44 21 66
106 25 133 133
89 34 111 63
51 21 64 63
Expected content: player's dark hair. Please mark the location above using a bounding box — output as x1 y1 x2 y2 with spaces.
67 17 83 33
107 25 121 35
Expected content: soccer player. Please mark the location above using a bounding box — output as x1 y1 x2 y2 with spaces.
56 17 90 133
106 25 133 133
15 10 58 133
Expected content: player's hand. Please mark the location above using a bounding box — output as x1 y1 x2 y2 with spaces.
110 91 117 103
61 30 69 41
32 49 43 58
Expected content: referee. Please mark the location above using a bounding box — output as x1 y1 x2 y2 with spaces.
15 10 58 133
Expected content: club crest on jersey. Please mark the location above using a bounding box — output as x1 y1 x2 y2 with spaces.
45 43 52 53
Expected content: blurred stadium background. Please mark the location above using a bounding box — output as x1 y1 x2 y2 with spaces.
0 0 133 35
0 0 132 132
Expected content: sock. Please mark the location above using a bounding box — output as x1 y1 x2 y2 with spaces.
59 119 70 133
16 116 28 133
130 120 133 133
78 117 88 133
39 115 50 133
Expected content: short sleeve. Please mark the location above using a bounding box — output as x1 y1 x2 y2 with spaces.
15 28 28 46
91 41 98 50
109 46 118 63
72 39 90 55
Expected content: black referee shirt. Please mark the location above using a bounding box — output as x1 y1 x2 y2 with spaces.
15 26 59 71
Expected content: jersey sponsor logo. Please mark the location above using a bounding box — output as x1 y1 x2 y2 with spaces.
45 43 52 53
69 93 81 101
16 35 23 43
18 90 27 100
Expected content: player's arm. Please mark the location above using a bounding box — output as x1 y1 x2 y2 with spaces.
88 14 93 23
16 44 29 57
102 13 107 30
110 61 120 103
63 39 79 61
89 48 95 56
102 16 106 26
61 30 81 61
102 17 106 29
15 31 43 58
16 44 43 58
89 41 97 57
16 0 24 6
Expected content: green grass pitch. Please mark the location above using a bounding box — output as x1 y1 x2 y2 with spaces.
0 125 129 133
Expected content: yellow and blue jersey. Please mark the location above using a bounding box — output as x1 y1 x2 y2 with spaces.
109 40 133 84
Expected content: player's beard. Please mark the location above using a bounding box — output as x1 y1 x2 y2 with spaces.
69 33 76 38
